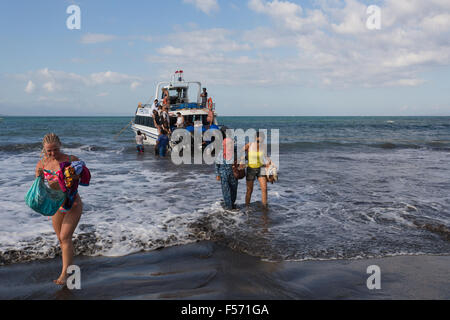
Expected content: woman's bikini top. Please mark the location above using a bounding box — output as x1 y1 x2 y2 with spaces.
42 156 72 182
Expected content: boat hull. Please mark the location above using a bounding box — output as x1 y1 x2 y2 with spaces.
131 124 159 145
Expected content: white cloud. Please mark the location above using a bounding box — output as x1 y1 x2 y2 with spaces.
80 34 153 45
148 27 259 85
249 0 302 17
384 78 426 87
130 81 141 90
25 80 35 94
157 46 184 56
11 0 450 95
156 28 250 59
43 81 56 92
183 0 219 15
240 0 450 87
80 33 118 44
37 96 69 102
331 0 367 34
13 69 143 98
382 50 449 68
88 71 140 86
420 13 450 32
382 0 450 28
248 0 327 31
249 0 302 30
242 27 287 49
38 68 51 78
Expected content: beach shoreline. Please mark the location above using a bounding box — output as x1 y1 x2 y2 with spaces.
0 241 448 300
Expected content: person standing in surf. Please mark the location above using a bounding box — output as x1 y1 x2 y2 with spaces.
215 128 238 210
155 129 169 157
243 131 272 208
35 133 84 285
135 130 146 153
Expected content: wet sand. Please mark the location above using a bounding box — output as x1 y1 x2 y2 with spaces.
0 241 448 300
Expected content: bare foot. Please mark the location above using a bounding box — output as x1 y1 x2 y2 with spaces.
53 274 67 286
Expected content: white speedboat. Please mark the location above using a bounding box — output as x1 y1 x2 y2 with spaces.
131 70 219 145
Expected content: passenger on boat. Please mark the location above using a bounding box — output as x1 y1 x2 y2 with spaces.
150 99 159 113
200 88 208 108
162 88 170 108
152 110 162 134
176 112 185 128
158 105 164 125
207 104 214 126
155 129 169 157
136 130 146 153
185 121 194 134
161 106 171 134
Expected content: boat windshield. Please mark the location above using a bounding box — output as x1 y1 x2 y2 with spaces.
184 114 209 126
168 88 188 104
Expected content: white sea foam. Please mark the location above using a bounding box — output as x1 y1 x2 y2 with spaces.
1 118 449 264
0 147 250 263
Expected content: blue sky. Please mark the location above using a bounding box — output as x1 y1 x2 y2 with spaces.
0 0 449 116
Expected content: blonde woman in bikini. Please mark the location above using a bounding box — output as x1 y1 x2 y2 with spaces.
35 133 83 285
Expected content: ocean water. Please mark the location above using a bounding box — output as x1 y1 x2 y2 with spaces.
0 116 449 265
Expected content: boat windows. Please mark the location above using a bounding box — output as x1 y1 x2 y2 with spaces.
193 114 209 126
169 96 178 105
134 115 141 125
202 115 209 126
136 114 208 128
162 88 188 105
183 114 208 126
148 116 155 128
170 116 177 128
134 115 154 128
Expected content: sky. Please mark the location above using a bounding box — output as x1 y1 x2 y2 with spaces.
0 0 449 116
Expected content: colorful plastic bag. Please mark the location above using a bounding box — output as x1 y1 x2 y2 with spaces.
25 177 66 216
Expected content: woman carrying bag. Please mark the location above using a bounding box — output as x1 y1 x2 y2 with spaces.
29 133 89 285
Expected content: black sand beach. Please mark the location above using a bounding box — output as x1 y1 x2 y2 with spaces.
0 241 448 300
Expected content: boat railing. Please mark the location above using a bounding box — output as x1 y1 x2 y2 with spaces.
169 102 216 112
170 103 201 111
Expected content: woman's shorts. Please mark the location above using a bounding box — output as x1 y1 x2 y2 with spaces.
246 167 266 181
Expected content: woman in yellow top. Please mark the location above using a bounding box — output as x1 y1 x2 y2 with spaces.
243 131 271 208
